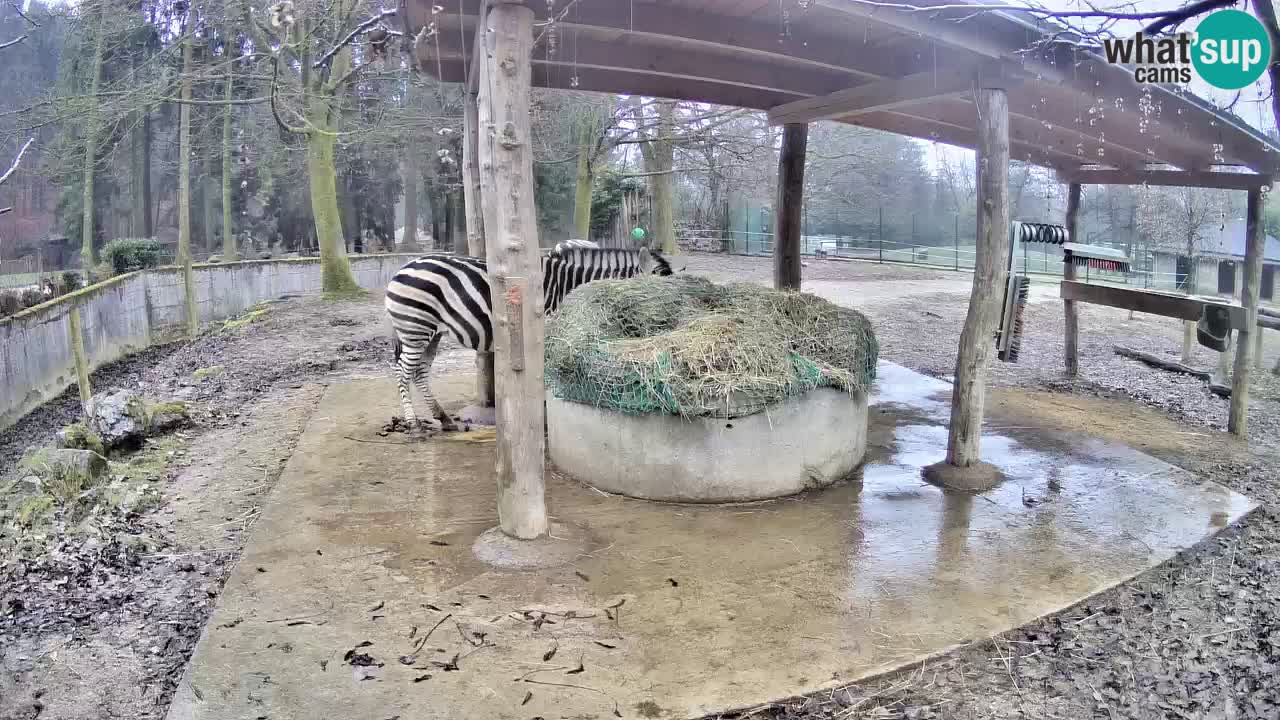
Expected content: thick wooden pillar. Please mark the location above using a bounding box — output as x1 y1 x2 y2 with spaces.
773 123 807 290
1229 187 1265 436
944 87 1009 469
1063 182 1082 377
477 1 547 539
462 85 496 408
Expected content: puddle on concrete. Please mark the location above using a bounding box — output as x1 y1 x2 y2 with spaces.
168 362 1258 720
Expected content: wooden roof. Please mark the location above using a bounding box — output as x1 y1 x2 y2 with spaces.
404 0 1280 182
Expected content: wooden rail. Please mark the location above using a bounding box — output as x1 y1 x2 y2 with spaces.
1058 280 1248 329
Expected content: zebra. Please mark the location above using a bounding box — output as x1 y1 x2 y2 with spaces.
384 246 676 434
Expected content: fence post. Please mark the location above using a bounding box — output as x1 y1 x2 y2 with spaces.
68 303 93 413
954 214 959 271
878 206 884 263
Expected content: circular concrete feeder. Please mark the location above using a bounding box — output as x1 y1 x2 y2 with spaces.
546 388 868 503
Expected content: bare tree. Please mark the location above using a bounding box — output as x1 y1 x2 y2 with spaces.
0 1 40 213
1136 185 1230 361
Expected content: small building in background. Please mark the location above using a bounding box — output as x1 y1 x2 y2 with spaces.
1150 219 1280 303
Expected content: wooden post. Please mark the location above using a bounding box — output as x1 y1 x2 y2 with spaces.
67 304 93 412
1229 187 1264 436
477 2 547 540
1217 331 1234 382
1255 322 1264 370
1063 182 1082 377
943 86 1009 470
462 84 496 408
773 123 807 290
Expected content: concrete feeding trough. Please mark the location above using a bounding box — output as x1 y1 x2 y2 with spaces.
542 274 877 504
547 387 869 503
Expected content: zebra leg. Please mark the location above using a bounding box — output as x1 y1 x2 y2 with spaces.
413 333 458 432
395 334 422 429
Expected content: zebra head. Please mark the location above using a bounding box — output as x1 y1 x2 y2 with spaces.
639 246 683 276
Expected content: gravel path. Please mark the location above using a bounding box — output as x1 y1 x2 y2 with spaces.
3 254 1278 720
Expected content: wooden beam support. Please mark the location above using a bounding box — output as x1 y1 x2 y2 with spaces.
1059 281 1248 328
1060 168 1273 191
1229 187 1265 436
945 86 1010 468
767 67 984 126
477 1 547 540
1063 183 1082 378
774 123 807 290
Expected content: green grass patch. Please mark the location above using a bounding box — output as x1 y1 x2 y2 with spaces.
222 304 270 331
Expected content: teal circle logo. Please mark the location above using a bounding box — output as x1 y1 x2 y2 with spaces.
1192 10 1272 90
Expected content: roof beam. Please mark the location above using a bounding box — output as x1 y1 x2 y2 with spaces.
434 16 856 98
1058 168 1274 191
427 56 804 110
817 0 1030 64
440 0 931 81
767 67 988 126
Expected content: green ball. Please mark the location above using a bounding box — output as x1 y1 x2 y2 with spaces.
631 227 646 241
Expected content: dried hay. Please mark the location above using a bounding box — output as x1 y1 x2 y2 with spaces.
544 275 878 418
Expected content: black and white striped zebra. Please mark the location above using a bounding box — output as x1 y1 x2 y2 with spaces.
384 246 675 433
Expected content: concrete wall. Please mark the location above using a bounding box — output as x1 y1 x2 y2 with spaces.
1 254 418 430
547 387 869 503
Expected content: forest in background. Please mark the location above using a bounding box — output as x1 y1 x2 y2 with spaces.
1 0 1278 286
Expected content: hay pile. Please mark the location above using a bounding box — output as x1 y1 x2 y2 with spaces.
544 275 878 418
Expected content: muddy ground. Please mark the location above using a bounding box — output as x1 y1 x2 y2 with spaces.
2 253 1278 720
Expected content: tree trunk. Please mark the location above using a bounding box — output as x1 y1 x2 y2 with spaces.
178 32 198 338
443 190 454 253
572 116 594 239
944 87 1009 470
129 112 153 238
1064 183 1082 377
307 123 360 292
401 154 419 251
478 2 547 540
461 88 494 405
222 67 236 259
773 123 807 290
426 180 443 249
81 16 106 270
203 138 218 255
649 100 677 254
450 189 465 254
462 91 485 256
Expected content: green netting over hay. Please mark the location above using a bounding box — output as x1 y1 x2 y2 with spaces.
544 275 879 418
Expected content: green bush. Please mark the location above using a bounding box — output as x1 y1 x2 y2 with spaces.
19 288 43 308
102 238 163 275
61 271 83 293
0 292 20 317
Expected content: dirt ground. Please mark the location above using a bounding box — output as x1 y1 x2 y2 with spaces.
2 253 1278 720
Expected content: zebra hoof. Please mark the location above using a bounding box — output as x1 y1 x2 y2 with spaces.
409 420 442 438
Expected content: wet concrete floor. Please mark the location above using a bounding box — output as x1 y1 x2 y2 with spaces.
166 362 1257 720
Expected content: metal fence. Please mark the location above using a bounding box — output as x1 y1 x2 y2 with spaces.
680 227 1186 291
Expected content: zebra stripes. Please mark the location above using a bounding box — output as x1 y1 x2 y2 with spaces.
384 246 674 432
